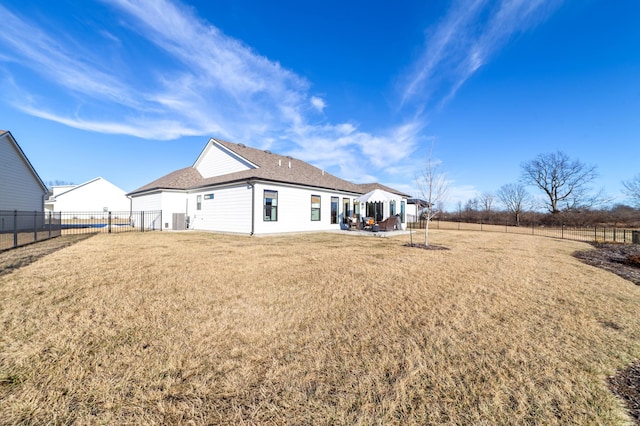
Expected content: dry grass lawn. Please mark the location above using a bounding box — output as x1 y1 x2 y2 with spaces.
1 230 640 424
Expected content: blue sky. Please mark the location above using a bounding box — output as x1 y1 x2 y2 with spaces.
1 0 639 208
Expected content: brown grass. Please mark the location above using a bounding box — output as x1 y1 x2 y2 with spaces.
1 230 640 424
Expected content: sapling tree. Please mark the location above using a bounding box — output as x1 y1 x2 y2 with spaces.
416 147 449 246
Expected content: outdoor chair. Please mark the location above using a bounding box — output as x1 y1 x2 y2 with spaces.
378 216 399 231
347 216 359 230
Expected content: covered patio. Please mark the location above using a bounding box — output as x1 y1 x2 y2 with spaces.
351 189 405 232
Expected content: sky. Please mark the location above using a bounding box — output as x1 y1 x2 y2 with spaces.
1 0 639 209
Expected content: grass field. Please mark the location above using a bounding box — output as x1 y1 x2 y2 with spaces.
1 230 640 424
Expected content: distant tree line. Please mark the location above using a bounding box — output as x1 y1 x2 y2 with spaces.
420 150 640 228
439 203 640 228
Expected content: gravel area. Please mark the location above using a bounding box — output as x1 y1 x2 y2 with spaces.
574 243 640 423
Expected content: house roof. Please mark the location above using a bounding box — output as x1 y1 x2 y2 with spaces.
1 130 48 193
52 177 127 198
129 138 410 197
356 182 408 196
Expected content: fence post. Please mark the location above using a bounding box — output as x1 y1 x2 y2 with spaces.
594 226 597 242
108 211 112 234
613 228 616 243
561 224 564 239
13 210 18 248
141 211 145 232
48 211 52 238
34 211 38 242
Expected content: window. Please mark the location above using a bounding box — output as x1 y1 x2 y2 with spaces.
204 193 214 200
264 190 278 221
311 195 321 221
330 197 339 224
400 201 406 223
354 200 360 218
343 198 350 222
197 195 202 210
390 200 396 216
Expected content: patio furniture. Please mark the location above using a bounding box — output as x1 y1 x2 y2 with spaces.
347 216 359 230
361 217 374 230
378 215 400 231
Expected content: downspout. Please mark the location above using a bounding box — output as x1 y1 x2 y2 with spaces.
248 180 255 236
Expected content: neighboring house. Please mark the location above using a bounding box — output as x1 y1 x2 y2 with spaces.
45 177 130 213
128 137 409 234
406 198 428 222
0 130 48 212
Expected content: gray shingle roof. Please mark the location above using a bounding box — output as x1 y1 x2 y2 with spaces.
129 138 409 197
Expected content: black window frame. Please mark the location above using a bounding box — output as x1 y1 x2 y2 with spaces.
264 190 278 221
330 196 339 224
311 195 321 221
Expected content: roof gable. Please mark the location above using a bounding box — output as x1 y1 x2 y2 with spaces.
54 177 126 198
128 137 408 198
193 139 257 178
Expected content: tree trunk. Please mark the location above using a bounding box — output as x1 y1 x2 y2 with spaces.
424 217 430 246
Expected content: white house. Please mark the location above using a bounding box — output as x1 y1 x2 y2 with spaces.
45 177 130 213
128 138 409 234
406 198 427 222
0 130 48 212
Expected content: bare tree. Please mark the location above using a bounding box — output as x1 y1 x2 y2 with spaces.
521 151 598 214
497 183 531 226
622 174 640 207
478 192 495 213
416 148 449 246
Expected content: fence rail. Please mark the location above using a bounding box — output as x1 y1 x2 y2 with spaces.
409 219 640 244
1 210 162 251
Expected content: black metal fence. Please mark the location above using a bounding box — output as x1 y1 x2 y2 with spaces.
0 210 61 251
409 219 640 244
1 210 162 251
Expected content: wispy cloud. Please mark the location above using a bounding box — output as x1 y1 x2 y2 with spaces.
0 0 561 190
0 0 422 181
400 0 561 110
0 5 140 108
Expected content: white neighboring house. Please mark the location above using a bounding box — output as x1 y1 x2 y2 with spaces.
128 138 409 234
45 177 130 214
406 198 427 222
0 130 48 212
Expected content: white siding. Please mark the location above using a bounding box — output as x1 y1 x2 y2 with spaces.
252 183 352 235
187 185 251 233
131 192 162 212
194 142 254 178
131 182 406 235
0 133 46 211
160 191 187 230
49 178 130 213
131 191 187 230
